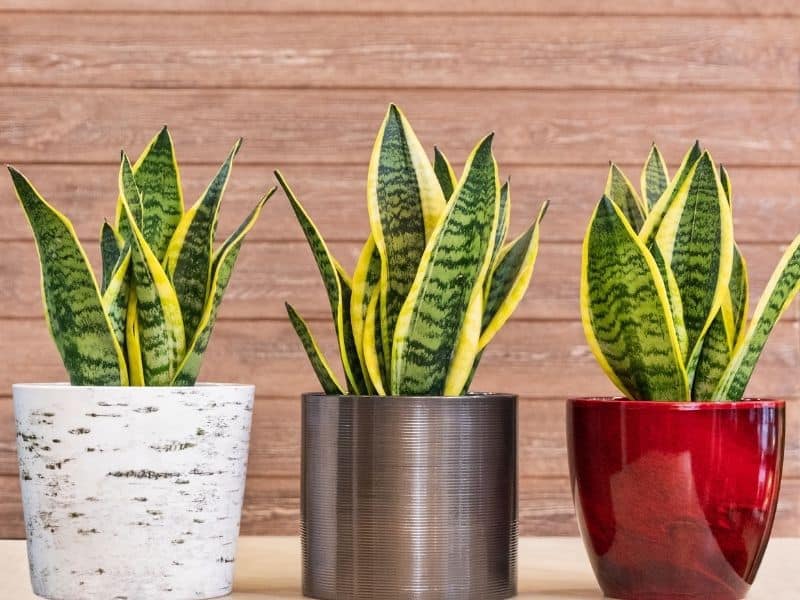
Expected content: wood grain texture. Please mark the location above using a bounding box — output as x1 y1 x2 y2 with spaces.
1 89 798 167
1 0 798 15
3 240 799 322
2 1 800 539
3 165 799 243
2 14 797 90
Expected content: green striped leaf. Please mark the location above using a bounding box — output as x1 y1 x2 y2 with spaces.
173 190 273 385
363 290 387 395
116 152 144 246
120 193 185 386
639 141 703 246
713 234 800 401
730 246 749 347
164 139 241 343
286 303 344 395
654 152 734 363
350 236 382 393
391 134 499 396
335 263 368 394
692 304 734 400
648 241 689 360
720 165 732 205
433 146 457 200
367 105 446 379
276 171 365 394
640 143 669 212
581 196 688 401
605 164 645 231
9 167 128 386
126 293 143 385
490 180 511 266
100 221 123 294
101 247 131 348
480 200 548 351
116 127 184 261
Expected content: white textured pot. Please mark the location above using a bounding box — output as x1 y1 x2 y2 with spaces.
13 383 254 600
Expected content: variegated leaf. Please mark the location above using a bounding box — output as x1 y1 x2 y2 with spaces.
9 167 128 386
164 138 241 343
392 134 499 396
606 163 645 231
433 146 457 200
640 143 669 211
101 247 131 349
692 304 734 400
117 151 144 246
649 241 689 360
100 221 123 294
350 236 382 393
173 190 273 385
286 303 344 395
581 196 688 400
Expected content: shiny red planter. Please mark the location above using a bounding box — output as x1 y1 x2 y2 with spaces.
567 398 784 600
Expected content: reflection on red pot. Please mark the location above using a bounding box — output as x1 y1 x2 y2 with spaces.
567 398 784 600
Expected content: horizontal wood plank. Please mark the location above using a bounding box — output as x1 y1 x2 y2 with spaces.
2 15 797 90
1 89 797 167
2 474 800 539
4 164 799 244
1 1 797 16
2 396 799 479
1 317 797 399
2 240 798 323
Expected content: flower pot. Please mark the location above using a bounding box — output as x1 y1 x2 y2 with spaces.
301 393 518 600
13 383 254 600
567 397 785 600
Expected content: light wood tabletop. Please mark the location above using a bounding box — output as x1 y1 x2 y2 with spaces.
1 536 797 599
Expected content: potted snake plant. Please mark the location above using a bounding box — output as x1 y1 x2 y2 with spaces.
570 142 790 600
9 128 273 600
278 104 547 600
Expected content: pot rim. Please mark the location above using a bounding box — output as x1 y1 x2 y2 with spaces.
302 391 516 401
568 396 784 409
13 382 254 392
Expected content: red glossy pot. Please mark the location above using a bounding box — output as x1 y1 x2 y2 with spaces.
567 398 784 600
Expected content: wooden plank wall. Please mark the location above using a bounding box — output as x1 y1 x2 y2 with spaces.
0 1 799 538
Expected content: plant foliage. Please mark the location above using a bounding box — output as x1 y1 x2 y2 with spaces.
9 127 273 386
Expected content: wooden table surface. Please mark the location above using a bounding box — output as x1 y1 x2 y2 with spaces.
1 536 797 599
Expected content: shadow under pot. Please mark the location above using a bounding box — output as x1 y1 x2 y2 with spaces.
301 393 518 600
13 383 255 600
567 397 785 600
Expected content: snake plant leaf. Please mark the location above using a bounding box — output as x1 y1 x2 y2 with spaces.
433 146 458 200
654 152 734 364
720 165 732 205
100 221 123 294
479 200 548 351
640 144 669 212
639 141 703 246
350 236 382 392
173 190 273 386
730 246 749 347
120 195 185 386
392 133 499 396
8 167 128 386
581 196 688 401
363 290 387 395
648 241 689 360
692 304 734 400
276 172 365 394
335 262 368 394
490 180 511 267
713 234 800 401
126 293 143 385
163 138 242 343
367 105 447 377
116 152 144 246
101 246 131 348
286 303 344 395
605 164 645 231
116 127 184 261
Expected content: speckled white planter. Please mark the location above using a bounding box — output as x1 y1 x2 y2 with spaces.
13 383 255 600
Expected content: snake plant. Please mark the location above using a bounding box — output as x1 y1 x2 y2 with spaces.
279 104 548 396
9 127 274 386
582 142 800 401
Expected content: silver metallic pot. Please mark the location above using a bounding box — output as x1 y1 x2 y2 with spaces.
301 393 518 600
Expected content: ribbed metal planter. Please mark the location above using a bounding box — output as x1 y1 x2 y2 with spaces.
301 393 518 600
